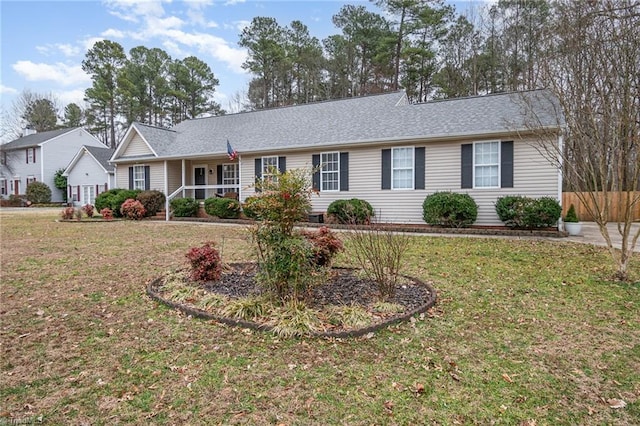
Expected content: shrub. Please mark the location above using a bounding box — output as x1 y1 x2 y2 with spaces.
26 182 52 204
60 207 75 220
100 208 114 221
186 242 222 282
136 190 166 216
95 189 141 218
242 196 262 220
564 204 579 222
74 208 83 220
346 226 412 301
170 197 199 217
82 204 94 218
327 198 374 225
204 197 241 219
495 196 561 228
120 198 146 220
422 192 478 228
300 226 344 267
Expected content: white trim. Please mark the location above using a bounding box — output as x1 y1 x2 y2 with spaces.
132 165 146 191
472 140 501 189
391 146 415 190
111 124 159 160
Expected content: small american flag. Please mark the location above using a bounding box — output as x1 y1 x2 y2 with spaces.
227 140 238 161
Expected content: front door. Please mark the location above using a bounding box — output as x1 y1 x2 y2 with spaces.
82 185 95 206
194 167 206 199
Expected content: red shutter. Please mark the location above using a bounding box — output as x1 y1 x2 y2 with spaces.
76 186 80 202
68 185 72 200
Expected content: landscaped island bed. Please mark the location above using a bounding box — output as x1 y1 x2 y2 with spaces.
1 209 638 424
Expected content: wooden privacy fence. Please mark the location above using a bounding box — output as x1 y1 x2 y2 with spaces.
562 192 640 222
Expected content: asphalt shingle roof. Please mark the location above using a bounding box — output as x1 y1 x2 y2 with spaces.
118 90 562 161
84 146 115 172
1 127 81 150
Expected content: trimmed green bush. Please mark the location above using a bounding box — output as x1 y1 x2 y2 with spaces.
327 198 374 225
136 190 166 216
170 197 199 217
422 192 478 228
95 188 141 217
242 196 261 220
26 182 52 204
496 195 561 228
564 204 579 222
204 197 241 219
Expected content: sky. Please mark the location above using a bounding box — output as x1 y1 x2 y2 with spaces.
0 0 481 117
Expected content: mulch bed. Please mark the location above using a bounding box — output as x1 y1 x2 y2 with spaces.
148 263 437 338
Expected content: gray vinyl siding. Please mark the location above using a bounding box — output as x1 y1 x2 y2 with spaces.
240 136 558 226
122 134 154 157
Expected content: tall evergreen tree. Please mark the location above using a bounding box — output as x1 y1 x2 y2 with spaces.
63 103 84 127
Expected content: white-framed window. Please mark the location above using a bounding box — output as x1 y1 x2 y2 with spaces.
474 141 500 188
262 156 279 182
222 163 239 186
26 176 36 186
392 147 414 190
1 151 6 165
26 148 35 164
321 152 339 192
82 185 96 205
133 165 146 190
0 178 6 196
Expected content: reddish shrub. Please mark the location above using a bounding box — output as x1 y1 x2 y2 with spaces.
100 208 114 221
82 204 95 218
186 242 222 282
120 198 146 220
60 207 75 220
300 226 344 267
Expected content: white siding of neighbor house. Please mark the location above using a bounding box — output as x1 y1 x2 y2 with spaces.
240 136 559 226
122 134 154 157
66 150 113 204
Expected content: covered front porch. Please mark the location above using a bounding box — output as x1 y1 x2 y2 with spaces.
163 156 242 220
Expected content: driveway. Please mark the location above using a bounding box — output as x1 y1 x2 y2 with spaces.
566 222 640 252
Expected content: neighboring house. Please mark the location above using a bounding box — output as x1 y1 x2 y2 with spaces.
109 90 564 226
63 145 116 206
0 128 106 202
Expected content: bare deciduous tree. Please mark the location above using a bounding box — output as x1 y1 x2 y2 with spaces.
525 0 639 280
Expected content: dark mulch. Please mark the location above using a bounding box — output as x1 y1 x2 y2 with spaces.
202 263 431 312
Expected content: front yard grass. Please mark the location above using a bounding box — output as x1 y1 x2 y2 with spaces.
1 210 638 424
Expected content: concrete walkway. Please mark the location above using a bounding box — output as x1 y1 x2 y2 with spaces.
564 222 640 253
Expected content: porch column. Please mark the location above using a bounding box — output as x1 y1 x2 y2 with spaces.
164 160 169 221
238 155 242 202
181 159 186 198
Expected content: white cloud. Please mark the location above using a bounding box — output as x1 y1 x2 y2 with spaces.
56 43 81 57
0 84 18 95
223 20 250 32
12 61 91 87
101 28 126 38
55 89 87 107
224 0 246 5
206 20 219 28
82 37 107 51
160 29 247 72
35 43 81 57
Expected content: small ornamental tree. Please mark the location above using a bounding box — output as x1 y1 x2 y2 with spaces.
249 168 333 301
186 242 222 282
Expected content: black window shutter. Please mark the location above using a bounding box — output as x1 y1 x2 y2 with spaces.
278 156 286 173
128 167 134 190
461 144 473 189
254 158 262 192
501 141 514 188
312 154 320 190
340 152 349 191
144 166 150 190
25 149 28 164
415 147 425 190
381 149 391 190
33 148 36 163
217 165 224 195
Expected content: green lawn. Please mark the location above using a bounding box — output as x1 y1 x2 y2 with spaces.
1 210 638 425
